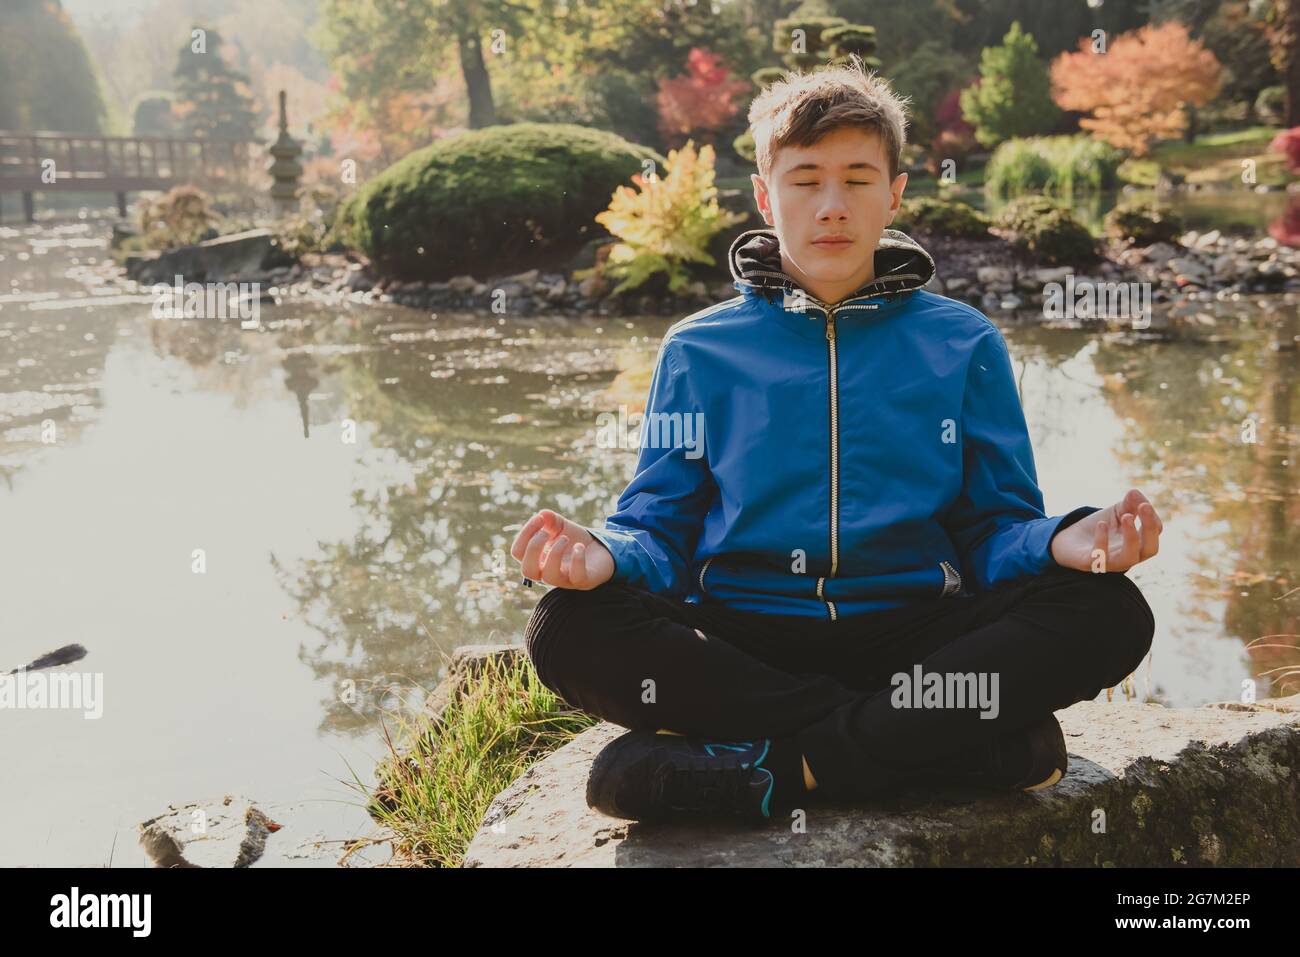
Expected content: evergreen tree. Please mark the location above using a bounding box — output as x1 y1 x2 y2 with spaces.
735 0 883 162
173 26 261 141
959 21 1060 147
0 0 106 132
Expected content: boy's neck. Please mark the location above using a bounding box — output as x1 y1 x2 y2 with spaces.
778 247 877 307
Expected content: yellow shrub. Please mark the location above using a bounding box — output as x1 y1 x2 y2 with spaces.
582 140 744 295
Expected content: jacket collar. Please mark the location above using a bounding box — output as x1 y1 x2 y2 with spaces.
728 226 936 309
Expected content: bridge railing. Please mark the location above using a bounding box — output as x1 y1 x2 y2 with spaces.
0 131 262 192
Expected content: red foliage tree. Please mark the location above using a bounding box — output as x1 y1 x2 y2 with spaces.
656 48 750 149
927 87 979 176
1271 126 1300 174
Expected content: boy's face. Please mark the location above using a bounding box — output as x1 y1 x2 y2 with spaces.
751 126 907 307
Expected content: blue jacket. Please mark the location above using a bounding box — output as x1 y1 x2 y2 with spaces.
583 227 1102 619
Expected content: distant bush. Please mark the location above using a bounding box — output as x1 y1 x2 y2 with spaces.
733 127 756 165
993 195 1096 264
139 185 220 250
131 91 176 137
893 195 990 239
985 135 1124 196
275 185 349 258
1103 202 1185 246
336 122 664 280
1256 86 1286 127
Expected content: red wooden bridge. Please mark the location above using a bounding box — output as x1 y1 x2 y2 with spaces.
0 131 261 221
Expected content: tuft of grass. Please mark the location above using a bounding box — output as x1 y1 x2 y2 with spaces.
363 652 597 867
985 135 1124 196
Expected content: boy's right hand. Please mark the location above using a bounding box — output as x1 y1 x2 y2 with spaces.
510 509 615 590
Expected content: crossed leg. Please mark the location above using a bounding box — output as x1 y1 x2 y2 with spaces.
523 567 1155 801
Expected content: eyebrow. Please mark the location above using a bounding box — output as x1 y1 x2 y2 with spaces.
784 161 884 175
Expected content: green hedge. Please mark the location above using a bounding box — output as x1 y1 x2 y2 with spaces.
337 123 665 280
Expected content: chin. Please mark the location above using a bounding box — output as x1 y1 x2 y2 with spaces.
805 262 864 282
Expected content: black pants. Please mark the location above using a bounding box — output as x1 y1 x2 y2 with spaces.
523 566 1156 801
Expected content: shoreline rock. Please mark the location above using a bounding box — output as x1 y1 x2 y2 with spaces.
114 226 1300 328
124 228 295 286
138 795 282 868
463 695 1300 867
137 794 389 868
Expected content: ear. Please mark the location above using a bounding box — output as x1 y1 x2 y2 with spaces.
751 173 774 227
885 171 908 226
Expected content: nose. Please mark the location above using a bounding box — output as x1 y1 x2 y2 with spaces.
817 184 850 223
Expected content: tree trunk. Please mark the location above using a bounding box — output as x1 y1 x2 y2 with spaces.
1288 48 1300 127
458 31 496 129
1273 0 1300 127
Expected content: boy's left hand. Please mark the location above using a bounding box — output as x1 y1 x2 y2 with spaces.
1050 488 1163 574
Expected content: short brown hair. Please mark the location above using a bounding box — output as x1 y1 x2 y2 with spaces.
747 54 910 182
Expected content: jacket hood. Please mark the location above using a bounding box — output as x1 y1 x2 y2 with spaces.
728 226 936 304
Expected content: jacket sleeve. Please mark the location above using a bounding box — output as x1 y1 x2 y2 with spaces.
581 337 715 598
942 324 1102 592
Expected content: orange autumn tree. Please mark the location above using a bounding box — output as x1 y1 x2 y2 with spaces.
1050 21 1222 156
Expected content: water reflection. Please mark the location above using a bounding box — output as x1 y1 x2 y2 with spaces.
1003 299 1298 704
282 352 320 439
132 285 1300 719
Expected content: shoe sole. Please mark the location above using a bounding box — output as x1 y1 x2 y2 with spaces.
1023 767 1064 791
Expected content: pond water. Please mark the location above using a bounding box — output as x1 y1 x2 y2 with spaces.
0 213 1296 866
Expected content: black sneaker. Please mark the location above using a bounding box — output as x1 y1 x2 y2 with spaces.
913 713 1069 792
586 730 778 823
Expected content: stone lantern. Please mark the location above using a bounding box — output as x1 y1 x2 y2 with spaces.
268 90 303 216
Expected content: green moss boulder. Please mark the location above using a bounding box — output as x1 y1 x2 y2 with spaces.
994 196 1097 265
893 195 990 240
1103 202 1185 247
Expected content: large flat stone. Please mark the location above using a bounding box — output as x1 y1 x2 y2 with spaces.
463 697 1300 867
127 229 288 285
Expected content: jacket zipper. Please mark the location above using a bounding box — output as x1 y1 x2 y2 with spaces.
809 296 881 622
939 559 963 597
698 555 715 594
820 304 840 621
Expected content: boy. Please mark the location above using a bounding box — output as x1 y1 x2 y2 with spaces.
511 58 1161 824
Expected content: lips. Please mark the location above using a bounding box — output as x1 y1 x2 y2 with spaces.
813 237 853 249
